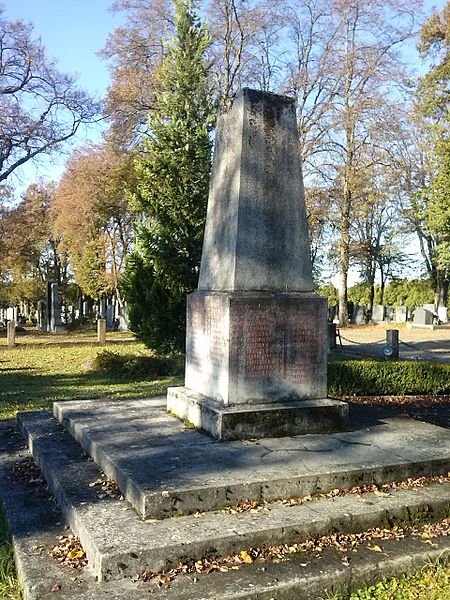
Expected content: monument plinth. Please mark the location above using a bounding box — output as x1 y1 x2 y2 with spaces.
167 88 349 439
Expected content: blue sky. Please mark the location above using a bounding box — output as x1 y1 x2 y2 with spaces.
2 0 122 96
1 0 124 189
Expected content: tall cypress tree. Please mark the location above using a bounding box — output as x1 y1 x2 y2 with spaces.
124 0 215 351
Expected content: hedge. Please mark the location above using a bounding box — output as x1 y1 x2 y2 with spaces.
328 359 450 396
93 352 450 396
92 350 184 378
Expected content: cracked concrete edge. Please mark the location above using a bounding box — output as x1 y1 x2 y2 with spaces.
51 403 450 519
154 536 450 600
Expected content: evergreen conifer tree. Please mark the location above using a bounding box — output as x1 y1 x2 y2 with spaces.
124 0 215 351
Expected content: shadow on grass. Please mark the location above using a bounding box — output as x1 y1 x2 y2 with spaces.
0 368 182 418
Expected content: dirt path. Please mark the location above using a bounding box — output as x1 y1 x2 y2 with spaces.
335 324 450 362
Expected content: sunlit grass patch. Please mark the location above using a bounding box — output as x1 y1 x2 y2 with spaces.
0 342 183 419
0 505 22 600
330 561 450 599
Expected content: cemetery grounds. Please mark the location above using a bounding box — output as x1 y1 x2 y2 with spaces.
1 324 450 598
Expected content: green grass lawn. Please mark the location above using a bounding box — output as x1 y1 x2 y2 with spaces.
331 562 450 599
0 328 133 346
0 342 182 419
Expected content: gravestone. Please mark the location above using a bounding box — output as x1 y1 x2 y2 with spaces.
97 318 106 344
385 307 393 322
395 306 407 323
328 322 337 350
78 297 84 319
7 320 16 347
414 307 433 325
167 88 348 440
99 298 107 319
50 283 64 334
438 306 448 323
371 304 385 323
36 300 45 331
106 303 114 330
423 303 435 314
351 304 365 325
45 282 52 332
117 302 129 331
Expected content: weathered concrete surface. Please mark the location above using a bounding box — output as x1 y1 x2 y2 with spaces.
198 88 312 293
167 387 348 440
0 420 148 599
51 398 450 520
4 418 450 598
17 410 450 582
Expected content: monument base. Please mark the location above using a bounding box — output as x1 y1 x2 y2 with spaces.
167 386 349 440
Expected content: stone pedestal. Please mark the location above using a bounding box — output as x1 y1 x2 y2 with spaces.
167 291 346 439
185 292 328 404
167 89 348 439
97 319 106 344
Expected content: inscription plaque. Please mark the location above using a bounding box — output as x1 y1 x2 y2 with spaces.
185 292 328 406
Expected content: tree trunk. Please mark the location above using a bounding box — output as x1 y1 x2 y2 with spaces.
434 271 449 307
368 282 375 315
338 262 348 326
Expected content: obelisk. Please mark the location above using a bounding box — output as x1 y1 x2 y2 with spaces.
167 88 349 439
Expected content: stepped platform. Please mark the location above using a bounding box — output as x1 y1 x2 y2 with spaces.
49 398 450 520
3 405 450 597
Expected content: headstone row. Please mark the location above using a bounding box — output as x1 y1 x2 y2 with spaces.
346 304 448 325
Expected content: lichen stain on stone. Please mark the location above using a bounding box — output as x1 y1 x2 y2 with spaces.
263 102 279 134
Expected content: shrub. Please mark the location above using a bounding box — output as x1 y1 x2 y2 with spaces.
328 359 450 396
92 350 184 378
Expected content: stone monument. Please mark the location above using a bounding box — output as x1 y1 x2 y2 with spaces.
167 88 349 440
414 307 433 326
395 306 407 323
438 306 448 323
351 304 366 325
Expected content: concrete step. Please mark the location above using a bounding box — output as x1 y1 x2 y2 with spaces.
52 398 450 519
18 409 450 586
5 436 450 600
